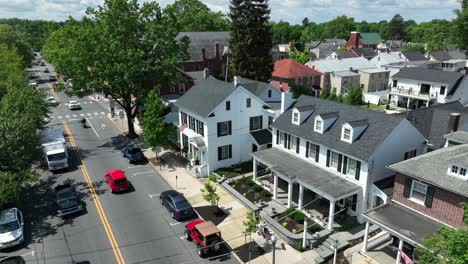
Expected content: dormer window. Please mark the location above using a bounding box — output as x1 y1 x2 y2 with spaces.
315 119 323 133
342 127 352 143
448 164 468 180
292 110 300 125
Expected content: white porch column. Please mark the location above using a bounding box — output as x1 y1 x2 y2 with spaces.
287 181 293 208
327 200 335 230
273 174 278 200
396 239 404 264
406 98 411 109
426 100 430 107
298 184 304 210
302 218 308 249
253 159 257 182
361 222 370 253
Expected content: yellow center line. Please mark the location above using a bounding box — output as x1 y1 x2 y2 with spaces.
62 120 126 264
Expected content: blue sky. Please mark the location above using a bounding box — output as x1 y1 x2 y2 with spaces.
0 0 461 24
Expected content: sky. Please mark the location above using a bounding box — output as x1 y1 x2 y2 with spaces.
0 0 461 24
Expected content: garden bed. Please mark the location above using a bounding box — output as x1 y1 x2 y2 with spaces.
273 208 323 235
348 228 381 247
229 176 272 204
216 160 254 178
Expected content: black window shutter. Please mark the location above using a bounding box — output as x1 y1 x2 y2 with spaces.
218 147 222 161
424 185 435 208
351 194 357 211
355 161 361 180
217 123 221 137
403 177 412 198
228 121 232 135
326 150 331 167
284 133 288 148
249 117 253 131
260 116 263 129
288 135 291 149
228 145 232 158
305 142 310 158
343 156 348 174
276 130 280 144
315 145 320 162
337 154 343 172
296 137 300 154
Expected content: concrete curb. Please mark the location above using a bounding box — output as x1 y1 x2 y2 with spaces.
221 182 262 212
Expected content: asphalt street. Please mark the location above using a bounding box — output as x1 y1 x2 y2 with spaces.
2 55 239 264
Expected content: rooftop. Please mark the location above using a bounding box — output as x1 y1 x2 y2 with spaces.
176 31 230 61
333 71 359 77
389 144 468 197
272 95 404 161
444 131 468 144
359 32 382 45
393 67 463 85
250 129 272 146
430 50 467 61
273 59 321 79
351 47 377 58
307 57 376 73
402 51 427 61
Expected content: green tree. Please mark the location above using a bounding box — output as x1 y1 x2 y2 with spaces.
300 23 322 42
164 0 230 31
290 84 313 99
201 181 220 207
44 0 186 138
321 16 355 39
454 1 468 50
141 91 176 156
270 21 302 44
0 24 33 67
417 226 468 264
289 48 310 64
345 84 363 105
401 43 426 53
388 14 405 40
229 0 273 82
243 211 260 234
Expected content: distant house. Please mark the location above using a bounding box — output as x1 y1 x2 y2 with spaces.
176 31 230 78
271 59 322 95
401 51 427 61
306 39 346 60
359 68 390 94
350 48 377 60
389 67 466 109
145 67 195 103
428 50 467 62
272 44 291 61
346 32 382 50
377 39 407 52
362 144 468 263
326 50 357 60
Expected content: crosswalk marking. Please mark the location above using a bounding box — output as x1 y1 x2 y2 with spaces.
65 115 70 118
80 113 84 117
72 114 77 117
100 112 106 115
87 113 92 116
94 113 99 116
89 101 94 104
83 102 87 104
58 116 63 119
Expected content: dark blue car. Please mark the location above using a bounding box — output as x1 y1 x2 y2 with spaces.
160 190 194 220
122 146 145 163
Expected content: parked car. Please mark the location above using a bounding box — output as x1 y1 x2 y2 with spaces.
0 208 24 249
40 61 45 66
54 183 83 217
160 190 194 220
68 100 81 110
0 256 25 264
49 75 57 82
43 68 49 73
46 96 56 104
185 219 222 257
105 170 129 193
122 146 145 163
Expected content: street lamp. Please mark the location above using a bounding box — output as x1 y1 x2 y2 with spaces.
332 239 338 264
271 234 278 264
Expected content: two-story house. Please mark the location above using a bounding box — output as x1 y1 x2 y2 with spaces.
362 144 468 264
175 76 283 177
271 59 322 94
390 67 465 109
346 32 382 50
250 95 426 230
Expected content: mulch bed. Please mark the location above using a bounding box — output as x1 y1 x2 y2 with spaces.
216 160 254 178
348 228 381 247
194 205 228 226
273 211 322 234
233 240 266 263
229 177 272 204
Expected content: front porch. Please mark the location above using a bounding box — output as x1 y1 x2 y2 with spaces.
180 130 208 177
251 148 362 231
389 92 436 109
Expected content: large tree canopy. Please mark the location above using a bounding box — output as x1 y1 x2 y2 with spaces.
43 0 187 138
164 0 230 32
0 24 33 67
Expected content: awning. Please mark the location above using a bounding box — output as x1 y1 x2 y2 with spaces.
251 148 361 200
250 129 272 146
190 136 206 148
363 201 443 245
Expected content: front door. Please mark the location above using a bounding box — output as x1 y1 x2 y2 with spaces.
252 144 258 152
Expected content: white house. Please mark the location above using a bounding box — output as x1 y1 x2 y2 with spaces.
175 76 283 177
389 67 466 109
251 95 426 230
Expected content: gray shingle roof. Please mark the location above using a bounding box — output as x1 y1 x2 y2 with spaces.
272 96 404 161
335 51 355 59
238 77 273 98
347 119 369 128
444 131 468 144
251 148 361 199
250 129 272 146
402 51 426 61
318 112 339 119
176 31 230 61
352 48 377 58
175 78 235 117
393 67 463 85
430 50 467 61
403 101 468 148
389 144 468 197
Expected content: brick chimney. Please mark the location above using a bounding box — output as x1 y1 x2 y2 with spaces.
350 31 360 48
448 113 461 133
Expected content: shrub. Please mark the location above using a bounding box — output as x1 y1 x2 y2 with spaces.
292 228 297 233
261 189 272 197
293 211 305 223
293 241 305 252
282 221 288 227
247 189 254 194
245 178 255 186
253 184 263 192
243 193 247 196
286 208 296 216
308 224 321 233
208 174 217 182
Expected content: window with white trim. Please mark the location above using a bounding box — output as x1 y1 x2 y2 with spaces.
315 119 322 132
179 83 186 94
460 168 467 176
330 151 339 169
449 165 468 179
343 128 351 141
410 181 428 204
451 165 459 174
292 111 299 124
347 158 357 177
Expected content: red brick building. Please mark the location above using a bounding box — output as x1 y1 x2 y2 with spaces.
271 59 321 94
362 143 468 264
346 31 382 50
144 68 195 97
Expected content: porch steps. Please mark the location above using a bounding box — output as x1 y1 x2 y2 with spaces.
314 237 349 263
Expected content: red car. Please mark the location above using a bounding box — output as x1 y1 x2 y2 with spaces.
105 170 129 193
184 219 222 257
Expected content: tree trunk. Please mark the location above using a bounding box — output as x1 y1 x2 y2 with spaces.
125 107 138 139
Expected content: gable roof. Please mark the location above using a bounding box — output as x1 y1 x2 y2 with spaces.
360 33 382 45
402 51 426 61
430 50 467 61
334 51 356 59
393 67 463 85
273 59 321 79
403 101 468 148
307 57 376 73
372 52 406 65
176 31 230 61
239 77 277 98
351 48 377 58
272 95 404 160
175 78 236 117
389 144 468 197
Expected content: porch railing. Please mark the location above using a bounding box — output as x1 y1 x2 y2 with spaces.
390 87 437 99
